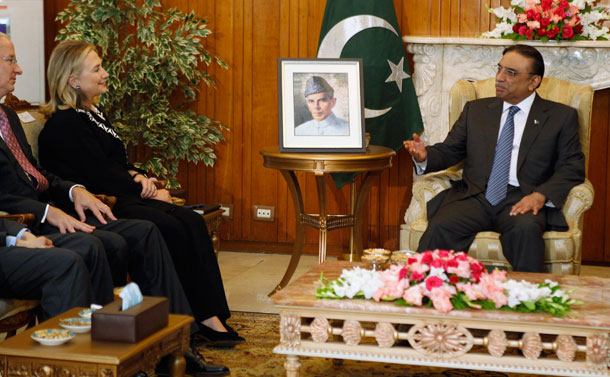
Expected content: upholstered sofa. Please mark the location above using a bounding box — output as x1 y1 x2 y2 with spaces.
406 77 594 275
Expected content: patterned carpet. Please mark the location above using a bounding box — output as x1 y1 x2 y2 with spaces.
197 312 538 377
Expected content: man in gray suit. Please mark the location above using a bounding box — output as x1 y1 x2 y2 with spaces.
404 45 585 272
0 218 114 319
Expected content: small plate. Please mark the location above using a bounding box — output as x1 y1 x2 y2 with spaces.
78 308 96 318
31 329 75 346
59 317 91 333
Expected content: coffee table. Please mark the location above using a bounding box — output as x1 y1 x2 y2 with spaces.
0 307 193 377
271 261 610 377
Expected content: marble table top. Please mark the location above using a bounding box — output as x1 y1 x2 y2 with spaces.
270 261 610 329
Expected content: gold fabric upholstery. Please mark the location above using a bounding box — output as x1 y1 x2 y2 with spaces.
408 77 594 274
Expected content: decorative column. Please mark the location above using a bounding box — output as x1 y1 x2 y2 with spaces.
400 36 610 250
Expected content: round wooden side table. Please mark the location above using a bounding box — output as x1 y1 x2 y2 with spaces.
260 145 395 295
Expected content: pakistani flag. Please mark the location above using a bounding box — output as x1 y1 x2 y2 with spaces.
318 0 423 188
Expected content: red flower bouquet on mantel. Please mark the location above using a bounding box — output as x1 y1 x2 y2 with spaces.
482 0 610 41
316 249 582 317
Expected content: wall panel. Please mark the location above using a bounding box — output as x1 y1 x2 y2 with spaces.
44 0 610 262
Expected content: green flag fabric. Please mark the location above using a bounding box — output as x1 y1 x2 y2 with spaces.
317 0 424 188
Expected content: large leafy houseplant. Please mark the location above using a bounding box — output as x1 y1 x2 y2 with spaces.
56 0 227 188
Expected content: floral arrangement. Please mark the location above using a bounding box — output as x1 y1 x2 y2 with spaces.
316 250 581 317
482 0 610 41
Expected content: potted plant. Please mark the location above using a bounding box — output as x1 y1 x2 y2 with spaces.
55 0 228 188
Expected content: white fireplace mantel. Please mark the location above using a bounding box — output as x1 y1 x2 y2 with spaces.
399 36 610 250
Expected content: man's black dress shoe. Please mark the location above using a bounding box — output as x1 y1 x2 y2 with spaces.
192 325 245 348
185 347 229 376
156 347 229 376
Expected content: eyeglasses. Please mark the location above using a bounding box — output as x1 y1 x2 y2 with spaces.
496 64 532 78
1 56 18 65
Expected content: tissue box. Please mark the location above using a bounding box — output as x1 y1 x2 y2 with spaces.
91 296 169 342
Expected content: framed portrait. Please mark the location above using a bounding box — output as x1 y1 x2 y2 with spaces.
278 58 365 153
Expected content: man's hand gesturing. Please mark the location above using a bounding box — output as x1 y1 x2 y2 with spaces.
403 133 427 162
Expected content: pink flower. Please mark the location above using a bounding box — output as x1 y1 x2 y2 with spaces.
562 25 574 39
547 25 560 38
402 284 425 306
437 249 451 258
398 267 408 280
455 253 468 262
518 13 528 23
446 259 471 278
425 276 443 291
429 287 454 313
430 258 444 269
541 0 553 11
372 265 411 301
421 251 433 265
456 282 486 301
477 272 508 308
409 260 430 276
410 271 425 282
553 7 566 21
527 20 541 29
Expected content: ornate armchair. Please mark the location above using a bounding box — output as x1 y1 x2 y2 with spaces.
407 77 594 274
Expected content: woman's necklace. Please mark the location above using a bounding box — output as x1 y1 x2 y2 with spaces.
76 107 121 141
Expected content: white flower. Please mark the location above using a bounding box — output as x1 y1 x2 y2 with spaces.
510 0 527 8
332 268 383 299
502 279 553 308
582 24 609 40
491 7 518 23
483 21 516 38
428 266 448 281
571 0 586 9
544 279 558 288
582 10 608 25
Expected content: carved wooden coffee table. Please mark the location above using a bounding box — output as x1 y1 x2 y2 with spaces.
271 261 610 377
0 308 193 377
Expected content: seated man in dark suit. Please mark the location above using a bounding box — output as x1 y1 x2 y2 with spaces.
0 218 114 319
403 45 585 272
0 33 228 375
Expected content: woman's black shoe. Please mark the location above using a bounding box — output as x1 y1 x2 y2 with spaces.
192 325 245 348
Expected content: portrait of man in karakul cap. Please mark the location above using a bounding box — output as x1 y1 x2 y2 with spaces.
295 75 349 136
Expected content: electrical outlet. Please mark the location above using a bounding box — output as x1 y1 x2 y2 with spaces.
253 205 275 222
220 203 233 219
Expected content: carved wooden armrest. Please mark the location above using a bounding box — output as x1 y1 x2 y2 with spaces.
0 213 35 226
561 179 594 232
94 194 117 210
412 169 463 222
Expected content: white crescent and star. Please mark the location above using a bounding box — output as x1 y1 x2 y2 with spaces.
317 15 410 119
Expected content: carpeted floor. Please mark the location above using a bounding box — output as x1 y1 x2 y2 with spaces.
198 312 538 377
